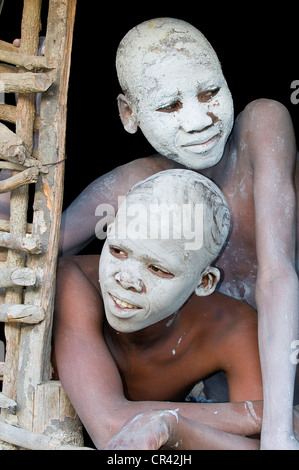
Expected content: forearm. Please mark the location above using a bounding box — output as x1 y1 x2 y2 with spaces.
256 270 299 444
166 414 260 450
105 408 260 451
87 398 263 449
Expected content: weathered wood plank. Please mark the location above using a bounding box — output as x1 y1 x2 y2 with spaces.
0 104 40 131
0 71 55 94
32 381 85 447
1 0 81 448
0 392 17 410
0 266 36 287
0 218 32 234
0 166 39 193
0 49 54 71
5 3 80 446
0 304 44 324
0 40 19 54
0 231 41 254
0 122 27 164
0 421 93 450
2 0 43 424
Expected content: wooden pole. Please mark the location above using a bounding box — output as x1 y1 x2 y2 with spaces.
3 0 42 412
0 0 81 448
0 421 93 450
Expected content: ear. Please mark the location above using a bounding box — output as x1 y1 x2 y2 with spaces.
195 267 220 297
117 94 138 134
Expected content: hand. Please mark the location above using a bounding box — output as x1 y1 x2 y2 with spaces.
104 409 178 450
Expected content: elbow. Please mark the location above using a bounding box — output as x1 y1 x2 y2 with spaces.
256 263 299 306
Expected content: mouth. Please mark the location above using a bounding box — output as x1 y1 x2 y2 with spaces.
181 134 220 154
108 293 142 318
111 294 141 309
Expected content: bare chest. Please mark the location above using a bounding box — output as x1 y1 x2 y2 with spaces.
105 329 214 402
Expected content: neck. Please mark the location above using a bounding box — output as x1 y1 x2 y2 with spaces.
105 310 181 350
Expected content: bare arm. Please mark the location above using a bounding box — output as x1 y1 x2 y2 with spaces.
105 404 299 451
244 99 299 449
59 157 171 256
104 408 260 450
53 256 263 449
218 309 263 403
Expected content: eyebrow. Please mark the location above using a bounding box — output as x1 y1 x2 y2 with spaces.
152 90 182 107
109 239 183 274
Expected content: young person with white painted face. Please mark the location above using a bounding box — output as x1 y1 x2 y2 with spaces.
54 169 268 450
2 17 297 448
56 18 299 449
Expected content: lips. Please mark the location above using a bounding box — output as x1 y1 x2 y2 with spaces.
110 293 141 310
181 133 220 153
107 292 143 319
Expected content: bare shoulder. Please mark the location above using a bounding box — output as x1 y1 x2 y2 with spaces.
232 98 296 171
235 99 295 150
84 155 176 204
198 292 258 343
187 292 258 343
114 154 178 184
237 98 293 130
57 255 101 292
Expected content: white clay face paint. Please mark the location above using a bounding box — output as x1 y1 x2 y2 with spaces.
99 220 202 333
99 169 230 333
116 18 234 170
135 57 234 170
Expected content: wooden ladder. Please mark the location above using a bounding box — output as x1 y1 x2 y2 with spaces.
0 0 88 450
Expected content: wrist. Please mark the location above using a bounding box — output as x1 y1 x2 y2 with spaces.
162 409 180 448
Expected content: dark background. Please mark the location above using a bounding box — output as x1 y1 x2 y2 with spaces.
1 1 298 249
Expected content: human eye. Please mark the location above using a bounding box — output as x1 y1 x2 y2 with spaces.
148 264 174 278
156 100 183 113
109 245 127 259
198 87 220 103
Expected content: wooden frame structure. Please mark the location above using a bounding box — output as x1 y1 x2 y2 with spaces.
0 0 90 450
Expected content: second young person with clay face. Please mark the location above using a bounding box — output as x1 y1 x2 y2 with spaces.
54 170 264 449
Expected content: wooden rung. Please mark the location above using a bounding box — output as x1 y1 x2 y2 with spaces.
0 304 44 324
0 231 42 254
0 161 25 171
0 104 40 132
0 40 19 54
0 392 17 410
0 49 54 71
0 166 39 193
0 267 36 288
0 219 32 234
0 71 55 94
0 122 27 165
0 421 93 451
0 104 16 124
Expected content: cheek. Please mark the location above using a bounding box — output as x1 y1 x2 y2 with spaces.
148 278 192 314
99 252 118 284
212 92 234 129
139 111 179 147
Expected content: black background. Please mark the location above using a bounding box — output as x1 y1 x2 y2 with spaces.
0 1 298 253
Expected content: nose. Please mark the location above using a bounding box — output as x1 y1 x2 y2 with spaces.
180 101 213 134
114 271 144 293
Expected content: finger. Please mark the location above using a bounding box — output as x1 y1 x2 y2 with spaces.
13 39 21 48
